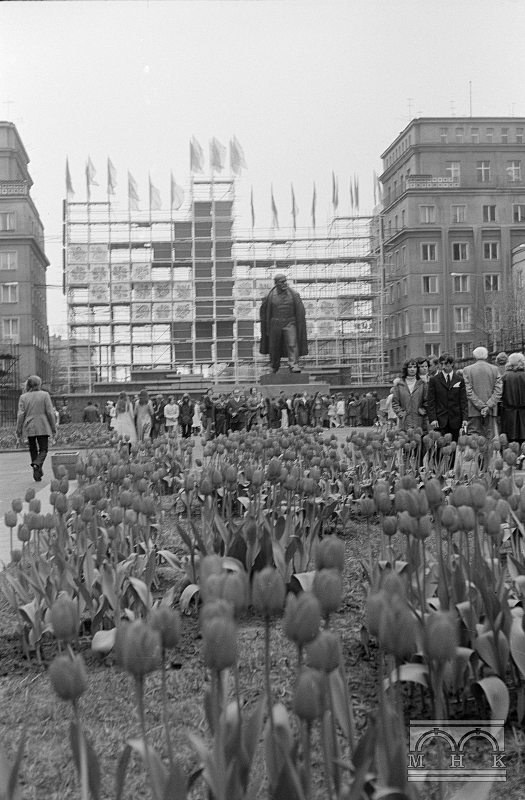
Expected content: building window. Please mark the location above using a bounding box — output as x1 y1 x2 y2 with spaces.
513 204 525 223
446 161 461 181
454 306 471 332
422 275 439 294
421 243 437 261
486 127 494 143
402 277 408 295
0 251 17 270
484 273 500 291
0 212 15 231
2 318 19 342
403 311 410 335
517 128 524 144
453 274 470 292
455 127 464 143
477 161 491 183
470 127 479 143
423 307 440 334
452 242 469 261
0 282 18 303
419 205 436 224
456 342 472 360
507 160 522 182
483 243 499 260
485 305 501 330
401 209 406 228
440 127 448 143
401 245 407 266
501 127 509 144
425 343 441 357
483 205 496 222
451 205 466 223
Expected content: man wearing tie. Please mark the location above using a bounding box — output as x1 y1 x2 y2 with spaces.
427 353 468 442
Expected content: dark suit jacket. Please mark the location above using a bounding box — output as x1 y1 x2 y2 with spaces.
427 371 468 432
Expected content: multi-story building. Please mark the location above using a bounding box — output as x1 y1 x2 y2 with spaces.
0 121 50 412
380 117 525 372
63 178 384 390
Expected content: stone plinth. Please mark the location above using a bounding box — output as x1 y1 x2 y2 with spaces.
260 370 311 386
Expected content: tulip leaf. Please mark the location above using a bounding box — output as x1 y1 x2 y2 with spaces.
128 577 152 611
289 572 316 593
509 608 525 679
91 628 117 654
69 721 101 800
179 584 200 615
127 738 167 800
115 744 132 800
158 550 183 572
474 630 509 677
163 762 188 800
383 663 429 690
472 676 509 721
243 696 265 766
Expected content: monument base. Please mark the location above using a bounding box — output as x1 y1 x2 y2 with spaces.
258 370 330 398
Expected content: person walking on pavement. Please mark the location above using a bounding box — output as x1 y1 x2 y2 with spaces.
16 375 57 482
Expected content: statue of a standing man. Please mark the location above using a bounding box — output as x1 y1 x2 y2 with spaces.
259 274 308 373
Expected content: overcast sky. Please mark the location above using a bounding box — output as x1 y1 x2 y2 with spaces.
1 0 525 332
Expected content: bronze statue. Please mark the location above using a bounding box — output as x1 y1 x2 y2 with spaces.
259 274 308 373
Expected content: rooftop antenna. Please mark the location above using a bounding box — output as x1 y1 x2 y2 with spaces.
469 81 472 117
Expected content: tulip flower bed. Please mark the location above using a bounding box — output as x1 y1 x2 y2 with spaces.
1 425 525 799
0 423 114 451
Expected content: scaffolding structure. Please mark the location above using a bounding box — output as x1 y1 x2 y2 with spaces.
0 340 20 425
63 178 385 390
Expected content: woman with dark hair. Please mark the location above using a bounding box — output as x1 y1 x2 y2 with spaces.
16 375 57 481
417 357 430 383
114 391 137 443
392 358 427 430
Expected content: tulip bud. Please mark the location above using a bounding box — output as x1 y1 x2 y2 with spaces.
119 490 133 508
375 492 392 514
11 498 23 514
293 668 324 721
10 549 22 564
50 595 79 642
450 485 471 508
150 607 181 651
440 505 459 532
382 515 398 538
305 630 340 672
359 497 376 518
313 569 343 617
17 524 30 543
55 494 68 514
366 590 388 637
222 571 248 615
470 482 487 511
379 595 417 660
28 498 41 513
24 488 35 503
425 479 443 509
283 593 321 646
315 536 345 573
457 505 476 532
49 654 87 702
252 567 286 617
4 510 17 528
414 514 432 540
485 510 502 538
424 612 458 662
115 621 162 678
497 477 513 498
202 615 238 671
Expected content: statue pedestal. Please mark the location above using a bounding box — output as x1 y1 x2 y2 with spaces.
258 370 330 398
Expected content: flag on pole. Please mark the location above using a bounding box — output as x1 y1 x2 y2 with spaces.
250 186 255 229
210 138 226 172
149 175 162 211
373 170 377 206
230 136 247 175
332 171 339 212
354 174 359 211
190 137 204 173
128 171 140 212
271 186 279 229
376 173 383 204
107 158 117 195
311 182 316 230
350 180 354 210
66 158 75 197
170 173 184 210
86 156 98 200
291 184 298 231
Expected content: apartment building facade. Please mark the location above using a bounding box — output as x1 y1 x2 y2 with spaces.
380 117 525 371
0 122 50 392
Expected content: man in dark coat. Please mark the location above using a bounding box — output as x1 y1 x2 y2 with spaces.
427 353 468 442
259 274 308 373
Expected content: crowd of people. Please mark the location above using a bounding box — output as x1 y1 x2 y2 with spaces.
386 348 525 447
77 387 386 443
